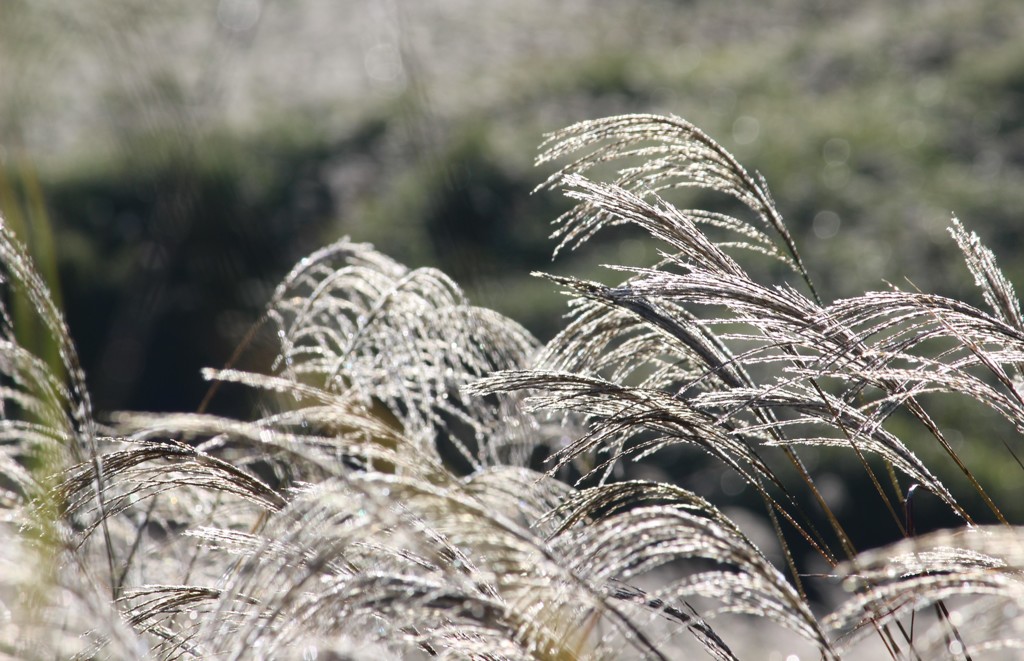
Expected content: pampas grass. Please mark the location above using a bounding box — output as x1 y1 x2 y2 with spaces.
2 113 1023 659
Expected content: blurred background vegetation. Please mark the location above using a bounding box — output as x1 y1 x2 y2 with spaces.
2 0 1023 562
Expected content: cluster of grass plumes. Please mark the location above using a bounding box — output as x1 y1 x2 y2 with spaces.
3 114 1024 659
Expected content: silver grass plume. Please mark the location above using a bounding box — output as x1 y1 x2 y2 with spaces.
0 220 137 657
478 113 1024 657
829 527 1024 658
7 229 740 659
4 111 1024 660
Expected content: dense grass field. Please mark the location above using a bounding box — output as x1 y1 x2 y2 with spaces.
2 111 1024 659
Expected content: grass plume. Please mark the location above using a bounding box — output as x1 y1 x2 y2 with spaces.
3 113 1024 659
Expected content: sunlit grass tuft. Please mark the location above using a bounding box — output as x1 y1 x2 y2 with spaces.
2 113 1024 659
